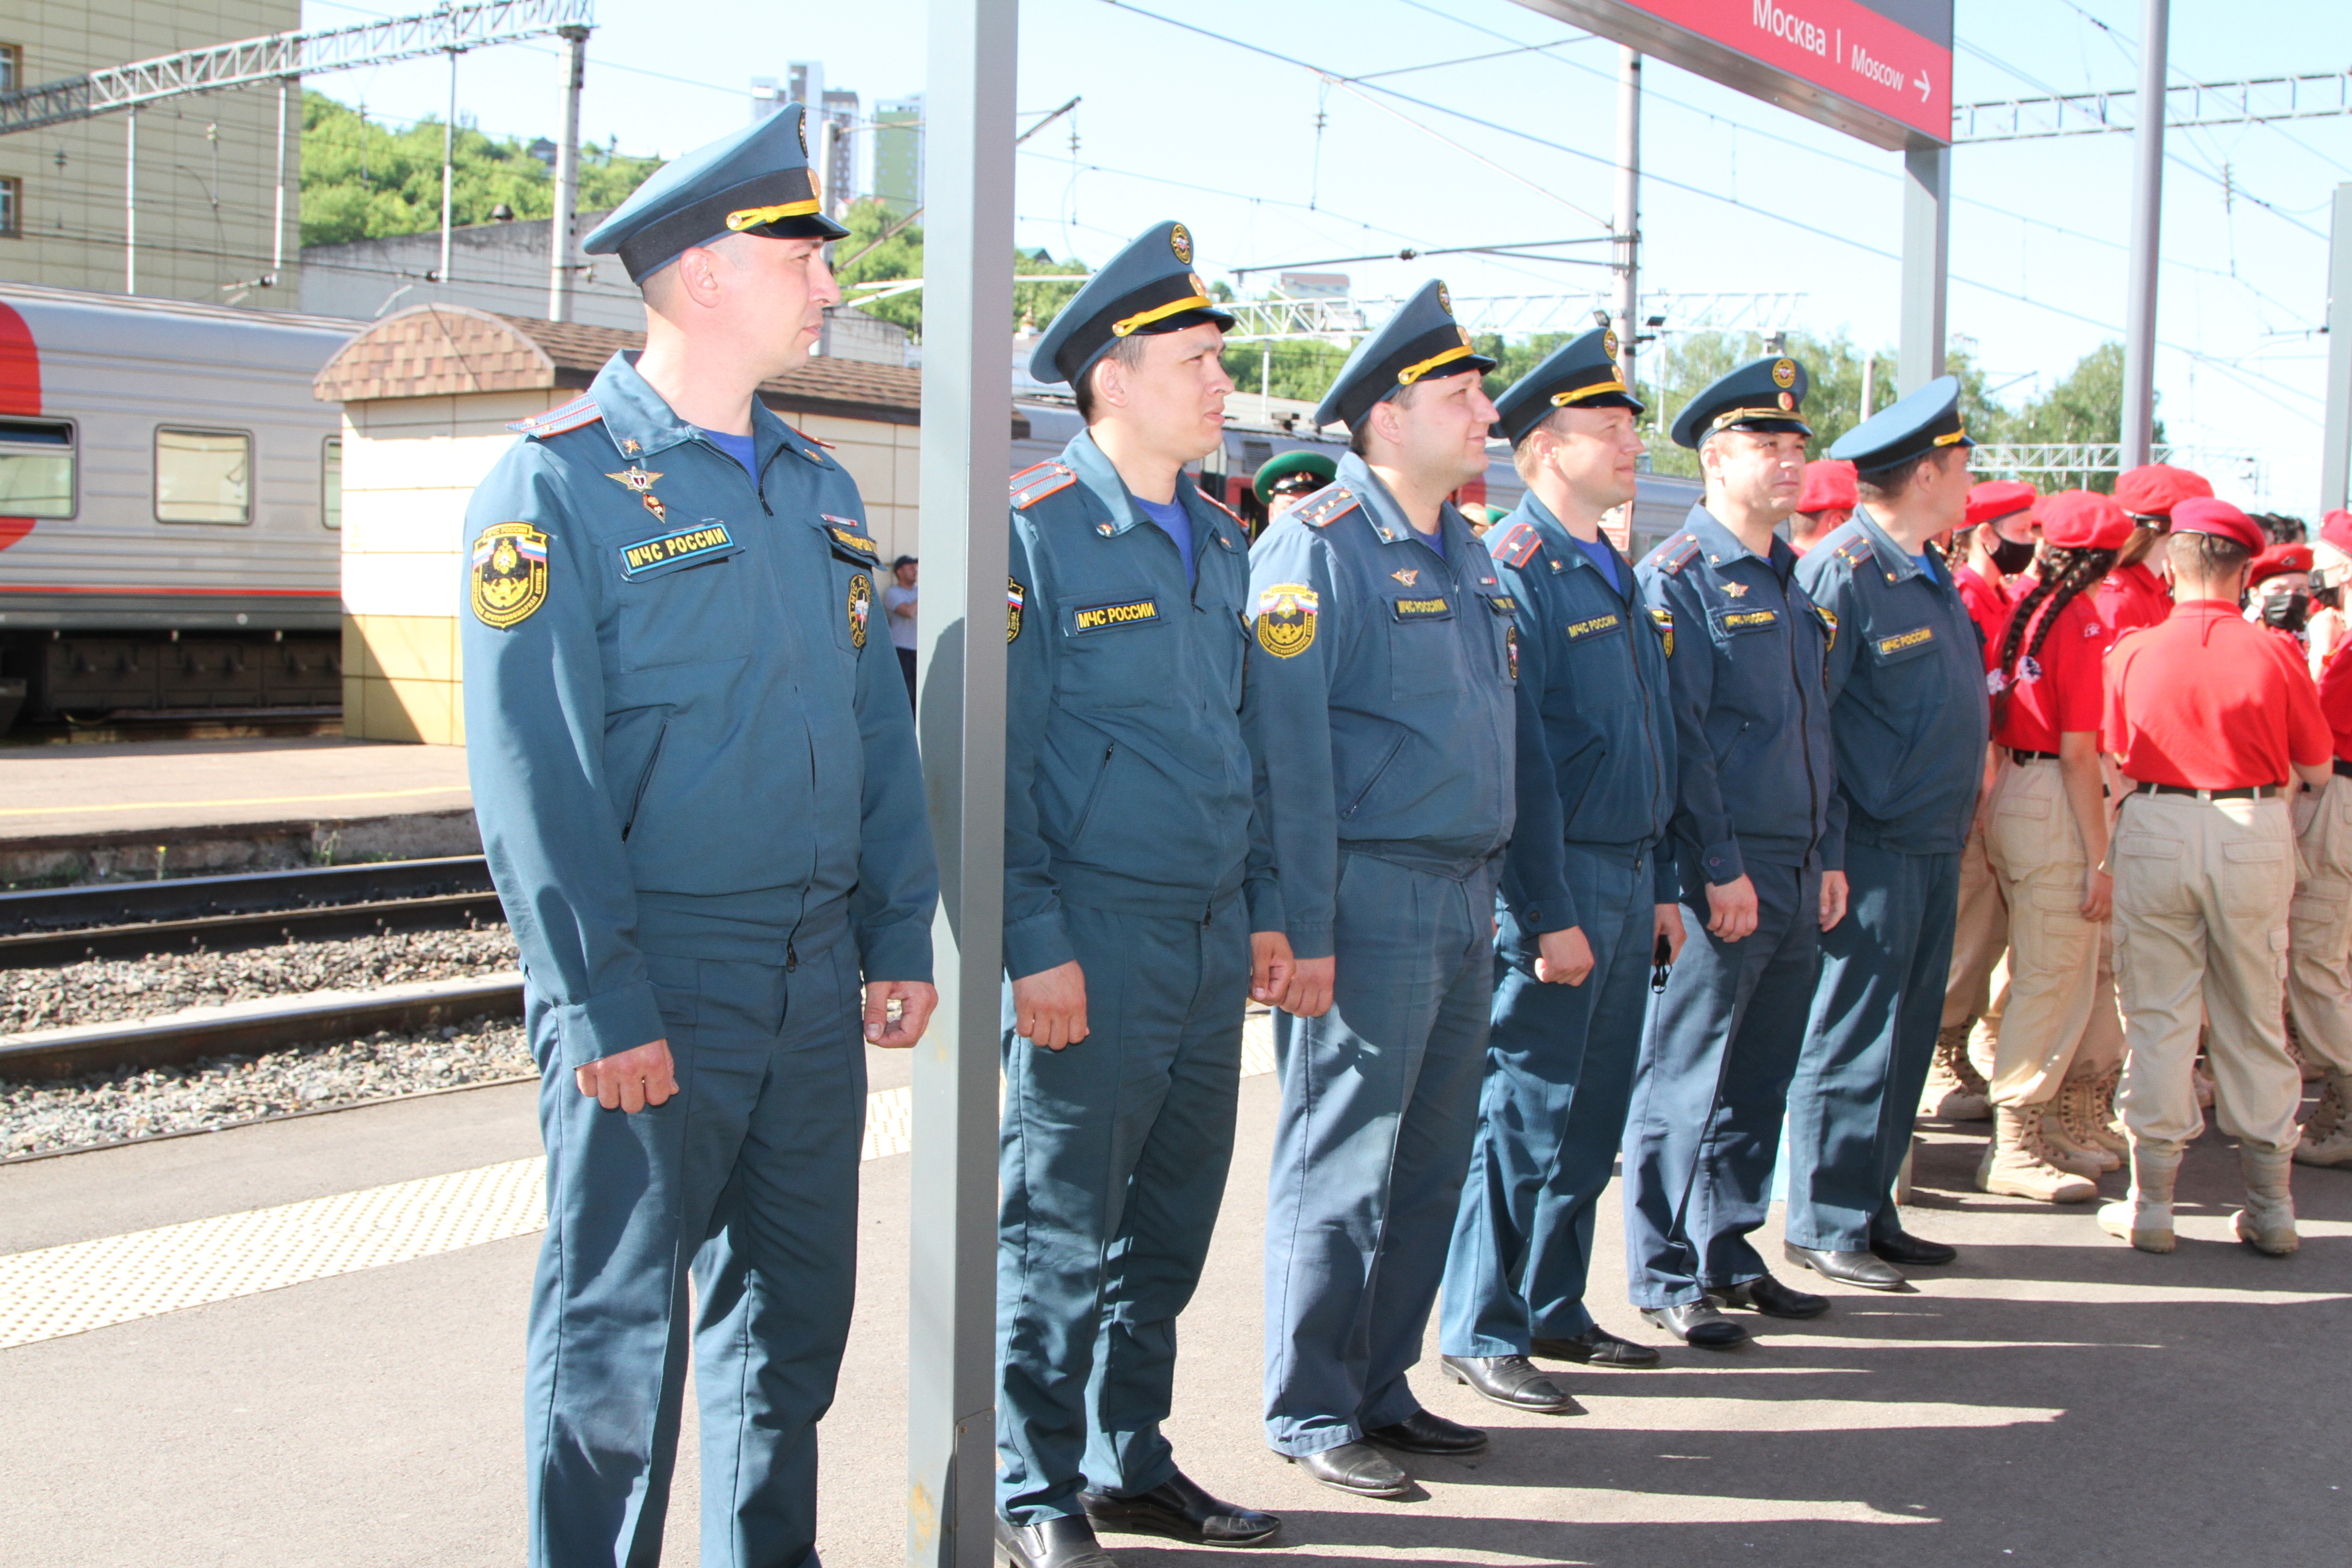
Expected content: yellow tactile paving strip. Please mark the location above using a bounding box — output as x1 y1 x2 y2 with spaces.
0 1016 1281 1350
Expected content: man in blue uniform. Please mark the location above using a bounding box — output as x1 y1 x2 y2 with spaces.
993 221 1282 1568
1250 281 1516 1498
1438 328 1681 1409
1783 378 1989 1290
461 105 939 1568
1622 356 1845 1349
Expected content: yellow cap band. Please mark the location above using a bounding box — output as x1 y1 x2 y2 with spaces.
1396 343 1476 387
726 198 824 230
1934 424 1970 447
1710 406 1807 431
1111 293 1214 337
1551 378 1630 407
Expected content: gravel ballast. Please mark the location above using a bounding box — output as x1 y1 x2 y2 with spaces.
1 1018 534 1159
2 926 519 1033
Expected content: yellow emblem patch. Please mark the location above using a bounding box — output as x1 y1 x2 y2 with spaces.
471 522 550 629
1171 222 1193 264
1007 577 1025 643
1772 358 1797 388
848 572 872 648
1816 604 1841 651
1651 605 1675 658
1506 624 1519 682
1256 582 1318 659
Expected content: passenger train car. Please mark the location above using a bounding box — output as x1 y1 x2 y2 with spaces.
0 284 353 731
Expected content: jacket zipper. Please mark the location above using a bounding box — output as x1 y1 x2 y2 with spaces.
1342 730 1409 821
1073 742 1117 840
621 719 669 842
1782 571 1823 865
1624 573 1670 841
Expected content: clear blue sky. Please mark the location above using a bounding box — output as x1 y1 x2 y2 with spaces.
303 0 2352 513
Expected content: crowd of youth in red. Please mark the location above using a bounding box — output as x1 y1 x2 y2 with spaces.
460 104 2349 1568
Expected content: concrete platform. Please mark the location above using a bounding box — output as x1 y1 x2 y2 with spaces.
0 736 475 883
1 1070 2345 1567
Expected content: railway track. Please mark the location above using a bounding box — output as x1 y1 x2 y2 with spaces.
0 856 502 967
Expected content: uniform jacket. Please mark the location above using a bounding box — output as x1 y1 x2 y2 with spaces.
1247 453 1517 960
1637 503 1842 886
2096 562 2173 643
1001 430 1271 979
1487 495 1677 934
460 353 938 1067
1952 562 2011 654
1797 512 1990 857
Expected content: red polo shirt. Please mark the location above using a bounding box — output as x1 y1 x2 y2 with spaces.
1989 585 2108 753
2095 563 2172 643
2105 601 2331 788
1954 564 2011 651
2321 643 2352 763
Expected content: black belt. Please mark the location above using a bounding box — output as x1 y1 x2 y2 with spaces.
2132 781 2286 801
2009 748 2062 765
2336 758 2352 780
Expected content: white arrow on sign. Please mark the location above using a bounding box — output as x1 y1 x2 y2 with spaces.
1915 68 1931 103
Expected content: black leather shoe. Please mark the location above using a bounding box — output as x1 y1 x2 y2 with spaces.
1639 1301 1750 1348
1870 1227 1959 1266
995 1514 1120 1568
1364 1408 1490 1455
1712 1272 1831 1319
1286 1441 1411 1499
1441 1354 1581 1414
1081 1470 1279 1547
1532 1326 1662 1367
1784 1242 1908 1291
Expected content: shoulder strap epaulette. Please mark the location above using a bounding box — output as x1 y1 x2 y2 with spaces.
1651 532 1701 575
1010 460 1078 510
1195 489 1245 529
1293 484 1357 530
1493 520 1543 568
508 395 602 437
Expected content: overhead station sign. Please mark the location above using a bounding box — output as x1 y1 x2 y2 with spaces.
1511 0 1953 151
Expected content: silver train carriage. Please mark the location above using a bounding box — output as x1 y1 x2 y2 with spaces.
0 284 352 731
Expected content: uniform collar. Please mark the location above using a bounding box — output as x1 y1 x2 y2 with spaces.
588 351 800 475
1516 493 1619 577
1847 507 1940 586
1338 451 1474 555
1683 502 1791 574
1061 428 1214 540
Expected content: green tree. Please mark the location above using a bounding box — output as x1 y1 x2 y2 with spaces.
1974 342 2162 493
299 91 661 247
831 199 1088 340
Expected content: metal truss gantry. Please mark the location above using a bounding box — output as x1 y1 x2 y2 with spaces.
1970 441 2266 495
1953 69 2352 144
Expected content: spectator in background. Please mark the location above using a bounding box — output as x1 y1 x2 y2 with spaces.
887 555 919 709
2254 512 2308 546
2306 510 2352 676
1789 459 1856 555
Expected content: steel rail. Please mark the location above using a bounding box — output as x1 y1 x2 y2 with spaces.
0 892 506 967
0 856 495 940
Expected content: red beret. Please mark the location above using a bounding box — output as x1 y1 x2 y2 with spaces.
1965 480 2037 529
2113 462 2212 519
2038 489 2134 552
2170 496 2264 553
2249 543 2314 586
2324 509 2352 557
1796 459 1857 514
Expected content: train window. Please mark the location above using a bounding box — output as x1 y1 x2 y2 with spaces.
0 417 74 518
0 45 17 94
0 176 17 239
155 427 251 524
321 437 343 530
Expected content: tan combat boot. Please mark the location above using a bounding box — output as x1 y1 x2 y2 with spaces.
2234 1145 2300 1255
1977 1105 2098 1203
2294 1071 2352 1168
1921 1023 1992 1121
2090 1068 2131 1155
2097 1141 2183 1252
2047 1078 2123 1173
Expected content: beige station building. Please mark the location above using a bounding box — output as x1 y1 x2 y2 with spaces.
313 306 972 745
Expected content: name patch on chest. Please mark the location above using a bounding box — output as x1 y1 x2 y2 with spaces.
823 518 880 557
1391 596 1452 621
1719 609 1779 632
619 523 739 579
1565 612 1622 641
1073 597 1161 632
1877 626 1935 657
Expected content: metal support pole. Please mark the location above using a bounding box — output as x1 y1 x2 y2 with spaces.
272 78 288 282
1898 141 1950 395
819 116 842 222
909 1 1014 1565
1612 47 1640 396
1858 355 1876 421
1260 343 1272 424
548 26 586 322
2121 0 2170 466
438 48 457 284
123 109 137 294
2323 183 2352 513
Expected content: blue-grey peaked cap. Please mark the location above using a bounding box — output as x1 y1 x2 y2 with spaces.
1028 220 1236 385
1490 324 1642 445
1667 354 1813 450
1311 279 1497 431
583 103 849 284
1827 375 1975 472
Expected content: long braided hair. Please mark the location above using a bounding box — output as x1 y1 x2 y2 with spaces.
1992 544 2118 727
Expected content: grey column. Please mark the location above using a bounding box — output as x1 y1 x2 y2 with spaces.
2120 0 2170 465
1612 47 1640 395
2323 183 2352 513
547 26 587 323
1899 139 1949 394
909 2 1015 1566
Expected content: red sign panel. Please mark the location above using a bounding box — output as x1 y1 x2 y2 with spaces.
1514 0 1953 150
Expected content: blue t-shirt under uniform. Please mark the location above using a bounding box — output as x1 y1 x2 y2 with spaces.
1572 530 1622 593
701 427 760 482
1916 551 1939 583
1133 492 1196 583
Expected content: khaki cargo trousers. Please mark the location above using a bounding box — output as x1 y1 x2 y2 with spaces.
2288 772 2352 1076
1984 759 2125 1107
2112 789 2303 1153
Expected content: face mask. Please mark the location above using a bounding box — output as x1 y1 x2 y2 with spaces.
1988 534 2037 576
2262 590 2311 634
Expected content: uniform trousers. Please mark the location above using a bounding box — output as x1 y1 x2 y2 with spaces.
1263 853 1495 1457
1983 760 2124 1106
2287 773 2352 1075
524 907 866 1568
1440 842 1656 1358
1622 858 1822 1310
1942 806 2009 1032
1786 842 1961 1251
995 897 1248 1524
2112 792 2303 1152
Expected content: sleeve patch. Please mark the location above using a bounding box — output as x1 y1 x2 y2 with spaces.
506 396 602 437
1009 461 1078 510
1254 582 1319 657
472 522 550 627
1007 577 1025 642
1494 522 1543 568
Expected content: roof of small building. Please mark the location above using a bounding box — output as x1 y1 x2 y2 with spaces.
313 304 982 431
